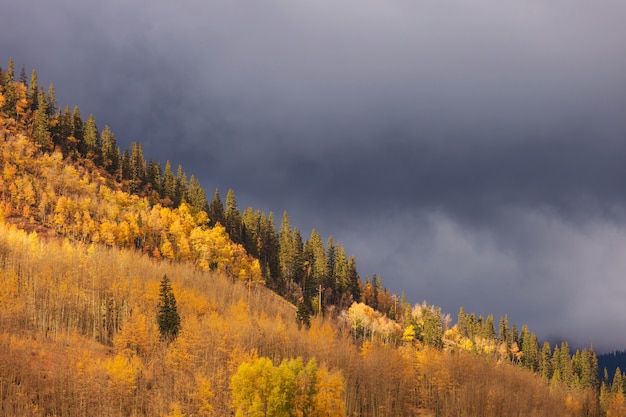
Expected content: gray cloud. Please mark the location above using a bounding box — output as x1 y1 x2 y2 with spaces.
3 0 626 351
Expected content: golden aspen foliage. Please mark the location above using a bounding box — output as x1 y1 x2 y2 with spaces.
312 365 346 417
114 308 158 356
193 374 215 415
165 402 186 417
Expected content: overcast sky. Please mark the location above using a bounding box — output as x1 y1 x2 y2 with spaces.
3 0 626 352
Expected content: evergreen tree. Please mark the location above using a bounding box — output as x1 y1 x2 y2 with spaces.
28 69 38 110
121 149 131 181
82 114 100 157
174 164 188 206
71 106 84 144
46 84 57 116
483 314 496 341
305 229 329 292
208 188 225 226
187 175 208 214
423 306 444 349
32 88 51 151
333 245 349 305
129 142 147 193
540 341 553 382
498 315 509 346
2 58 16 118
225 189 243 243
457 307 468 338
19 65 27 85
558 342 574 388
53 106 74 153
161 160 176 205
146 159 162 193
256 211 280 286
347 256 361 303
278 211 303 295
100 126 120 175
612 367 624 394
157 275 180 341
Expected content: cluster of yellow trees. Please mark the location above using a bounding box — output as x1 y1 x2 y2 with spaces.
0 130 262 284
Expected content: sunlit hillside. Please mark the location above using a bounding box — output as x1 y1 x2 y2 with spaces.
0 59 623 416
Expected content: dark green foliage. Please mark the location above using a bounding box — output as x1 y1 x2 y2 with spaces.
32 88 51 151
82 114 100 157
174 164 188 206
161 160 176 205
46 84 56 116
100 126 120 175
423 306 444 349
146 160 162 193
3 58 16 118
129 142 147 193
347 256 361 303
157 275 180 341
225 189 244 243
71 106 83 143
28 69 38 110
296 301 311 329
187 175 208 214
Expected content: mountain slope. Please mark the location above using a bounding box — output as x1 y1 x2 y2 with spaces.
0 59 616 416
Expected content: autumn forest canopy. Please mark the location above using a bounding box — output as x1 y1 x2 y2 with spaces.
1 58 626 416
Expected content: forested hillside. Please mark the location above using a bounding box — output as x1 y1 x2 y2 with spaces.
0 58 624 416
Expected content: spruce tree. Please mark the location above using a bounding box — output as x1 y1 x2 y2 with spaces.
208 188 225 226
174 164 188 206
28 69 38 110
82 114 99 157
46 84 56 116
33 88 51 151
162 160 176 205
157 275 180 341
225 189 243 243
347 256 361 303
3 58 16 118
129 142 147 193
187 175 208 213
71 106 83 143
100 126 120 174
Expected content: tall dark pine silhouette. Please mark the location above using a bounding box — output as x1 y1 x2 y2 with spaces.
157 275 180 342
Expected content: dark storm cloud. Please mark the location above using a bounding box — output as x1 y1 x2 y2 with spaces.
3 0 626 351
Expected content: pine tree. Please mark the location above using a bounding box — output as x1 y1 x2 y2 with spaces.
347 256 361 303
457 307 468 338
146 159 162 193
2 58 16 118
612 367 624 394
187 175 208 214
32 88 51 151
225 189 243 243
162 160 176 205
498 315 509 346
174 165 188 206
540 341 552 382
157 275 180 342
72 106 84 144
129 142 147 193
28 69 38 110
208 188 225 226
47 84 57 116
483 315 496 341
82 114 100 157
101 126 120 174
